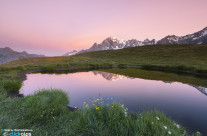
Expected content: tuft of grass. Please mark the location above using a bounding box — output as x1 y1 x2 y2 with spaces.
21 90 69 124
0 89 69 129
44 101 191 136
2 80 22 93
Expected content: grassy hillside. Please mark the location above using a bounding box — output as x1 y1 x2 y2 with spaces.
1 44 207 74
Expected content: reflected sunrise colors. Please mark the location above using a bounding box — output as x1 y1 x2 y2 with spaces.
19 70 207 134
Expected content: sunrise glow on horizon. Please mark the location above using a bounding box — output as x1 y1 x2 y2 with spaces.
1 0 207 56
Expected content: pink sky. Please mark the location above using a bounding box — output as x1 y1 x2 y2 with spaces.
0 0 207 56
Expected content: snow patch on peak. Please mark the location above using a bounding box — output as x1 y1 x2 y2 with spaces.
112 36 118 40
205 88 207 94
202 30 207 36
110 36 126 44
166 36 179 42
63 50 78 56
112 46 121 50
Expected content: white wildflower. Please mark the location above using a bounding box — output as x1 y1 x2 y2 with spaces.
164 126 168 129
168 131 171 135
176 124 180 128
156 116 160 120
124 112 127 116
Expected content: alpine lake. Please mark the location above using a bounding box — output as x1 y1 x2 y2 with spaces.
19 68 207 135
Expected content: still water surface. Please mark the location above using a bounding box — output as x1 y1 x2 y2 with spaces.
19 70 207 134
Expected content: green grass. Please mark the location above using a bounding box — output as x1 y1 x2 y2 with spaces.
0 44 207 81
20 90 69 124
2 80 22 93
1 44 207 74
0 87 194 136
0 44 206 135
0 69 21 80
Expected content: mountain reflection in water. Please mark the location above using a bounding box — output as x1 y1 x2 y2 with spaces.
19 70 207 135
93 71 207 96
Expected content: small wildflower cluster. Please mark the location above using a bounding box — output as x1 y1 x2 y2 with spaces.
196 132 201 136
156 116 160 120
154 116 173 135
82 97 115 110
124 109 128 117
83 101 90 109
176 124 180 129
163 126 171 135
140 114 143 119
85 104 89 108
83 97 108 110
120 104 128 117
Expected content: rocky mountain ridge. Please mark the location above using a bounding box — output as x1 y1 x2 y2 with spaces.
64 26 207 55
157 27 207 44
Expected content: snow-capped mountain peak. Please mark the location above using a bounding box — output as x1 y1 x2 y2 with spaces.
64 26 207 55
83 37 156 52
157 27 207 44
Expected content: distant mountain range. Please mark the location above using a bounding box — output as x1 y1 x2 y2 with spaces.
0 47 45 64
157 27 207 45
63 50 79 56
64 26 207 56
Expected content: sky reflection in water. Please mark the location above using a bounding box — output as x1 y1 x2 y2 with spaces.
19 71 207 134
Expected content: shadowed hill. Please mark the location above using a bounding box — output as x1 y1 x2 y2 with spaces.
0 47 45 64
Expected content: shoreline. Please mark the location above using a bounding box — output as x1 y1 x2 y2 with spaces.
18 65 207 82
